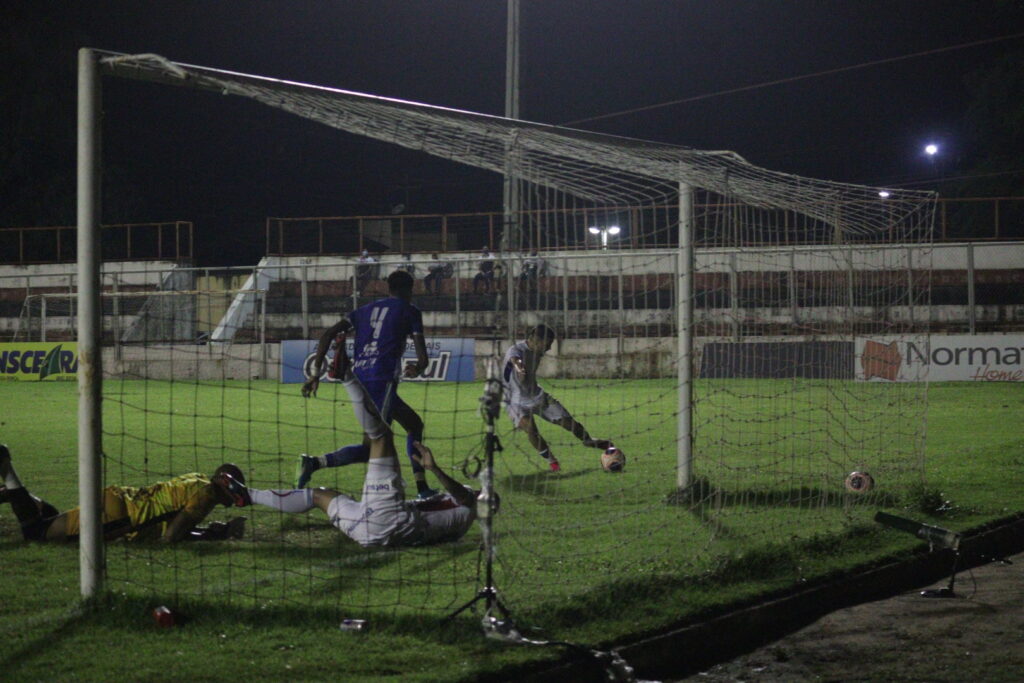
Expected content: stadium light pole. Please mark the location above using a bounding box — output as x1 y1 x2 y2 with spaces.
676 182 694 491
77 47 104 598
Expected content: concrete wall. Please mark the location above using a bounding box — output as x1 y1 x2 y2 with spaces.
103 343 278 381
0 261 180 288
99 337 696 381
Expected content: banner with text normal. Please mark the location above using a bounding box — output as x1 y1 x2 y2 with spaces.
280 338 475 384
0 342 79 381
856 334 1024 382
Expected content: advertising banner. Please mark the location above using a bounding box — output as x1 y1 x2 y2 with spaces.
0 342 79 381
856 334 1024 382
281 338 475 384
700 341 852 379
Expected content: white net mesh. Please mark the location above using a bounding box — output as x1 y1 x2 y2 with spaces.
93 53 935 631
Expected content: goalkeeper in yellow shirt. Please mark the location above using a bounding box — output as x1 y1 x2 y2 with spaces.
0 444 249 543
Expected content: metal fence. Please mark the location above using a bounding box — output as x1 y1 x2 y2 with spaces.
4 241 1020 346
266 197 1024 257
0 221 193 265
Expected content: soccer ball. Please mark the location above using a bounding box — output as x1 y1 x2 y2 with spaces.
844 471 874 493
600 446 626 473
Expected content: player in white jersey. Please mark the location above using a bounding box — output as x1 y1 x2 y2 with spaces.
502 324 611 471
242 370 477 548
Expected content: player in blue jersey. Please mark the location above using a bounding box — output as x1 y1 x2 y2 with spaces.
300 270 436 498
236 373 478 549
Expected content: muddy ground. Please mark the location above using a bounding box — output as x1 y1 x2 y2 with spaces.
677 550 1024 682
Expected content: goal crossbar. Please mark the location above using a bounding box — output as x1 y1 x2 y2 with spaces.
95 50 936 232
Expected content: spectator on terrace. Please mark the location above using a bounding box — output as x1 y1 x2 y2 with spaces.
424 253 452 295
473 247 495 295
518 248 544 299
398 253 416 278
355 250 377 294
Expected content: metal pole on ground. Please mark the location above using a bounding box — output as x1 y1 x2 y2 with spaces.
677 181 694 491
77 47 104 598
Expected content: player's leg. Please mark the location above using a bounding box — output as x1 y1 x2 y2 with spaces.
555 416 611 449
518 414 560 471
295 434 371 488
543 397 611 449
35 487 130 542
245 482 355 519
249 487 317 513
391 398 436 498
295 376 393 487
0 444 63 540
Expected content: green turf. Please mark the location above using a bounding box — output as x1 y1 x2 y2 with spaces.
1 378 1022 681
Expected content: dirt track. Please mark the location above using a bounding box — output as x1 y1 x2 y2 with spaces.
678 550 1024 682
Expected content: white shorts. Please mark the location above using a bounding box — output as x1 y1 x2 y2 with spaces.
505 391 570 428
326 459 415 547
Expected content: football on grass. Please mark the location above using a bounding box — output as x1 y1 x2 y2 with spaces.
844 471 874 493
600 446 626 473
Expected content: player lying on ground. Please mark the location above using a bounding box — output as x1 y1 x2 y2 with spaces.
0 444 247 543
299 270 437 498
243 371 477 548
503 324 611 471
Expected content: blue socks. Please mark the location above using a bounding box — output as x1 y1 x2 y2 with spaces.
323 444 370 467
406 433 425 475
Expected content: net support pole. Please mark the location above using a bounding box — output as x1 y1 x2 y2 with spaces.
502 0 521 254
966 243 976 335
676 181 694 490
77 47 104 598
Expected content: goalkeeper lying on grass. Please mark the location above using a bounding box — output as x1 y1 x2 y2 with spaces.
0 444 247 543
237 369 479 548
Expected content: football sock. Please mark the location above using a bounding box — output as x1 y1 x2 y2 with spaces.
538 448 554 462
323 444 370 468
406 433 425 474
0 454 24 490
6 487 41 525
250 488 315 513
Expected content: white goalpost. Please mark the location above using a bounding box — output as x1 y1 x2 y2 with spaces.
77 48 936 637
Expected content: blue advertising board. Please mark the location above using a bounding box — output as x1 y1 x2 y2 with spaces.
281 338 475 384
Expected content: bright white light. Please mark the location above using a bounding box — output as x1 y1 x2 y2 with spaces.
588 225 621 248
878 190 891 199
924 143 939 156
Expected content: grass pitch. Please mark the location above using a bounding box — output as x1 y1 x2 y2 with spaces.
1 378 1022 681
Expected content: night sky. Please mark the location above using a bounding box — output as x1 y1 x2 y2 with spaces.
3 1 1023 264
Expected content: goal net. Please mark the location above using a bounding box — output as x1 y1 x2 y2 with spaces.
87 52 935 638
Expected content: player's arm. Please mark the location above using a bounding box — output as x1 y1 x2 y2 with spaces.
411 442 475 509
404 333 429 377
303 319 352 397
160 498 218 544
403 307 428 378
510 355 527 378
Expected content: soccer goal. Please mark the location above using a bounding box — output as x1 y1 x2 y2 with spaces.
76 50 935 640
